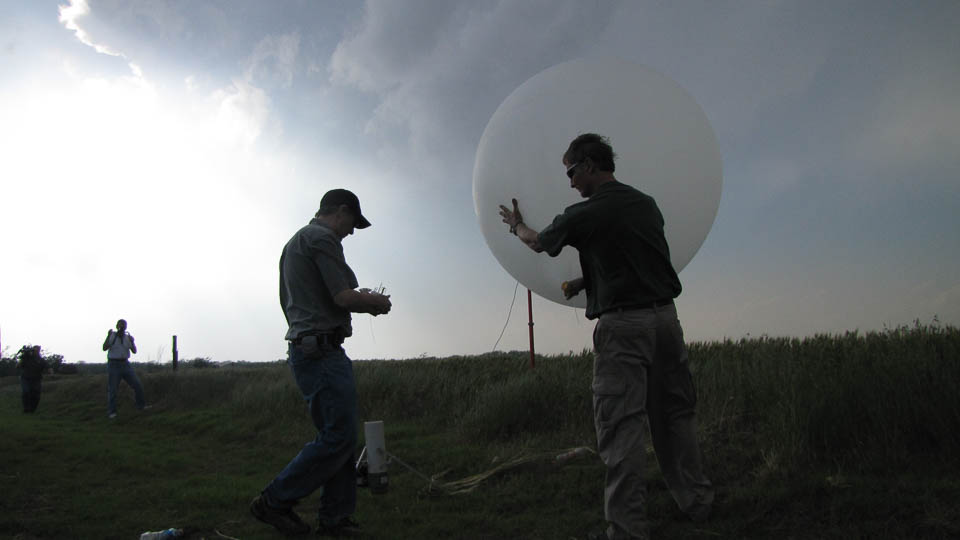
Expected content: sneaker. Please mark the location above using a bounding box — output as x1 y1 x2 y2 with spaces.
108 413 118 419
250 494 311 536
316 516 361 538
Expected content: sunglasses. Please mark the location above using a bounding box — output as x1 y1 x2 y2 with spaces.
565 162 581 179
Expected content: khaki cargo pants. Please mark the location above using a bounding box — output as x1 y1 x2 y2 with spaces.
592 303 713 540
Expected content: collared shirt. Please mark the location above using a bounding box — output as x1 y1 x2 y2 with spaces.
106 331 135 360
537 180 681 320
280 218 359 341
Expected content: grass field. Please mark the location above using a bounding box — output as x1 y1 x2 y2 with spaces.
2 323 959 539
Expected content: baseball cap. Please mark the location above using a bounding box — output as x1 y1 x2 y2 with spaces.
320 189 371 229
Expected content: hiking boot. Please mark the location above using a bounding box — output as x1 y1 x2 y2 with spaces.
316 516 361 538
250 494 311 536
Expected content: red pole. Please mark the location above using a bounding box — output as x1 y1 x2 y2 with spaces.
527 289 535 368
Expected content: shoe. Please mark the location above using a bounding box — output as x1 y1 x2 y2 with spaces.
316 516 361 538
586 530 609 540
108 413 118 419
250 494 311 536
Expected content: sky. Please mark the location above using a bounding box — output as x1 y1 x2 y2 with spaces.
1 0 958 363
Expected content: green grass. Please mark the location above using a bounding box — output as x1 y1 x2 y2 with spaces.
2 323 958 539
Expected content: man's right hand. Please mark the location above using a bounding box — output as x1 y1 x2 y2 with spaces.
335 288 393 315
498 198 524 231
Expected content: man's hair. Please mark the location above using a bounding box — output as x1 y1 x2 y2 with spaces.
314 205 339 218
563 133 616 172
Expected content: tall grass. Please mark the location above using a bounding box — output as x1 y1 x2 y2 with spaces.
42 322 956 472
3 323 958 539
692 323 960 473
355 323 959 475
355 350 595 446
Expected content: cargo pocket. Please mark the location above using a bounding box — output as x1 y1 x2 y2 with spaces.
593 375 627 466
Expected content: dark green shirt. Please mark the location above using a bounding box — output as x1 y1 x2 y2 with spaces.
537 181 681 319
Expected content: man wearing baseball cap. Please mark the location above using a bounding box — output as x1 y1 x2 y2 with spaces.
251 188 391 537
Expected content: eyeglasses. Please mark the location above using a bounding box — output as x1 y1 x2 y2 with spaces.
565 162 581 179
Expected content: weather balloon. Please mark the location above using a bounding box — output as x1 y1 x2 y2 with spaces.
473 58 722 307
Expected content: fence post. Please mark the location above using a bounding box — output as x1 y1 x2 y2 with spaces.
527 289 535 368
172 335 178 371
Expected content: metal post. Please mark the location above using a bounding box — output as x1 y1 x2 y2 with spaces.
527 289 535 368
172 335 178 371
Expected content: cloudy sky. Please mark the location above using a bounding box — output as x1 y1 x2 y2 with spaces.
2 0 958 363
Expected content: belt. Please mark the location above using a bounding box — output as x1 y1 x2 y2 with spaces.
606 299 674 314
291 332 344 346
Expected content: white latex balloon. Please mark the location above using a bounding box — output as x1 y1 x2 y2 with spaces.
473 58 722 307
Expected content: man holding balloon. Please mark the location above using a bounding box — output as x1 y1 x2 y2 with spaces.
499 133 713 540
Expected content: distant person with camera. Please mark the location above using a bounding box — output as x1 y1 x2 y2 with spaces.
250 188 392 538
16 345 48 413
103 318 147 419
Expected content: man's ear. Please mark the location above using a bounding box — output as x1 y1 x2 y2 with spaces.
582 157 595 173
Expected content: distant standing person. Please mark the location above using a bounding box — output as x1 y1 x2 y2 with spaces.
103 318 146 418
16 345 47 413
499 133 714 540
250 189 392 538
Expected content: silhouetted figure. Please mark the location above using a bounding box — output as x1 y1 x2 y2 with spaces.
250 189 391 538
102 318 146 418
500 134 713 540
16 345 47 413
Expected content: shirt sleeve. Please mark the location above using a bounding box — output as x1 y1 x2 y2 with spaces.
537 208 580 257
311 236 357 298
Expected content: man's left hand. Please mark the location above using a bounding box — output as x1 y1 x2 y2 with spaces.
562 277 585 299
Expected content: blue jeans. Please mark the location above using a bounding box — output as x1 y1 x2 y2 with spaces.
107 360 146 414
263 339 358 525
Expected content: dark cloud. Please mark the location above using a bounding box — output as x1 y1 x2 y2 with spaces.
329 0 617 168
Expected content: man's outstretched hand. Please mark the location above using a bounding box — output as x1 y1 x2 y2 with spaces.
498 198 523 230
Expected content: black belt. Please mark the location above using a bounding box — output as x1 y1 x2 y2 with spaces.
606 299 674 314
291 333 344 346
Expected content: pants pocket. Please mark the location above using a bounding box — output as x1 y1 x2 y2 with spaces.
300 335 322 359
593 375 627 465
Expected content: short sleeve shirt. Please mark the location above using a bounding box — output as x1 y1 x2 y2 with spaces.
537 181 681 319
280 219 359 340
